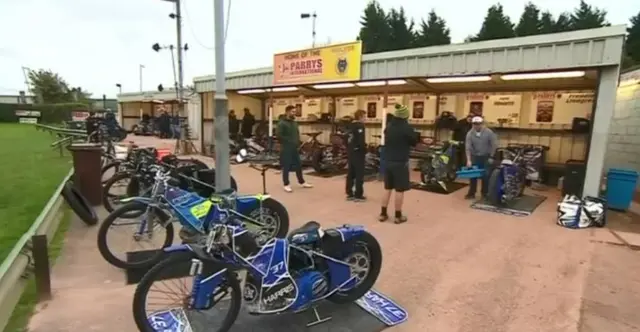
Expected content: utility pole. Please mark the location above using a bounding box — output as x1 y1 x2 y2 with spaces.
139 64 145 92
174 0 185 117
301 12 317 48
213 0 230 190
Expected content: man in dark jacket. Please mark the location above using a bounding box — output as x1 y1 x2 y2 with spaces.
346 110 367 201
241 108 256 138
228 109 239 139
453 113 473 168
379 104 420 224
277 105 312 192
159 110 171 138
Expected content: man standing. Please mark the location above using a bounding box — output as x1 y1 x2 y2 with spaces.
379 104 420 224
453 113 473 168
346 110 367 202
241 108 256 138
277 105 312 192
228 109 239 139
465 116 498 199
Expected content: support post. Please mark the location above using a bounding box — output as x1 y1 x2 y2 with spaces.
268 93 274 152
583 66 619 197
213 0 231 190
175 0 185 120
31 234 52 301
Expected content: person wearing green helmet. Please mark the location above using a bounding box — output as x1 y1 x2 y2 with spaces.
379 104 420 224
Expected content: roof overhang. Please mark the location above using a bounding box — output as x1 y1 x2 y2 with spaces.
194 26 626 94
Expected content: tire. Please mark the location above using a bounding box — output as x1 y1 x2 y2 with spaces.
246 198 290 244
487 168 501 206
328 231 382 304
101 161 122 183
311 147 328 173
132 252 242 332
61 181 98 226
102 172 144 218
97 202 174 270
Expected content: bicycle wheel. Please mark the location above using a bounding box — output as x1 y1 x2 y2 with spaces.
102 172 145 217
97 202 174 269
132 252 242 332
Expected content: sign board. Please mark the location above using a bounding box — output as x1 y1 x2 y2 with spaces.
19 117 38 124
529 91 594 124
14 110 41 117
273 41 362 86
72 111 90 121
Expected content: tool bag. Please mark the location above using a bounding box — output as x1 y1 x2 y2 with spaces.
557 195 607 229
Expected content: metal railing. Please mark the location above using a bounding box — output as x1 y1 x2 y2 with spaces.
35 123 88 156
0 124 80 331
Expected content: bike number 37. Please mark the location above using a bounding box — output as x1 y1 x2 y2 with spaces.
189 200 213 219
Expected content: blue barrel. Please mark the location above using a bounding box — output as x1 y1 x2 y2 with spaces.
606 168 639 211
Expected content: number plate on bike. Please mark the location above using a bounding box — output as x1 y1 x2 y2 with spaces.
147 308 193 332
189 200 212 219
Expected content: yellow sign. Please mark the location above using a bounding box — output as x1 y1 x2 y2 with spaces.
273 41 362 86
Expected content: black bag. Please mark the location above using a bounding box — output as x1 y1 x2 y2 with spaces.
571 117 590 134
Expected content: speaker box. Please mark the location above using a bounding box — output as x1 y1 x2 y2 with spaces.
562 159 586 197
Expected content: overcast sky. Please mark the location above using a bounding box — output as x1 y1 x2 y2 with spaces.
0 0 635 98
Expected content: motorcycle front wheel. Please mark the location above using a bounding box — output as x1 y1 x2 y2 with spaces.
97 202 174 269
132 252 242 332
328 231 382 304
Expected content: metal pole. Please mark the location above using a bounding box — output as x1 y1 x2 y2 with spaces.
312 12 317 48
139 64 144 92
175 0 185 117
169 46 180 102
213 0 231 190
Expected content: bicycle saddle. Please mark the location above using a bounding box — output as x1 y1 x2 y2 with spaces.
303 132 322 138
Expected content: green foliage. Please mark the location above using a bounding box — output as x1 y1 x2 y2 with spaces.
415 10 451 47
387 7 415 51
358 1 392 54
471 4 515 42
626 11 640 65
569 0 610 31
515 2 542 37
28 69 92 104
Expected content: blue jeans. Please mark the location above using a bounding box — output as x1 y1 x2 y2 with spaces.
468 155 491 196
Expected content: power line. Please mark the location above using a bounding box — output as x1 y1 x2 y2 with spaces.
183 0 232 51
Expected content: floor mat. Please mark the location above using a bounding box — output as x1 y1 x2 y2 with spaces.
470 194 547 217
125 250 190 284
410 181 467 194
306 169 349 178
146 289 407 332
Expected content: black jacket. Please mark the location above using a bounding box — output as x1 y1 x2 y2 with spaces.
241 114 256 137
383 117 419 163
229 116 239 135
347 122 366 155
453 119 471 142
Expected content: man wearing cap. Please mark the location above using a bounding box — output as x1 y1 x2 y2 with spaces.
465 116 498 199
379 104 420 224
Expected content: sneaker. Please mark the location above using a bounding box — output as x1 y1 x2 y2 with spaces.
284 185 293 193
464 194 475 200
354 196 367 202
346 195 355 201
300 182 313 188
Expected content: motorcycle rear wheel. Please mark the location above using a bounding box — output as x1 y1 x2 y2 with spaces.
487 168 502 206
132 252 242 332
328 231 382 304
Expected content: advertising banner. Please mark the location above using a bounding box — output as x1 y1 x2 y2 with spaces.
273 41 362 86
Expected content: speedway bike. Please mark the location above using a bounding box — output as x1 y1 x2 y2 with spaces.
132 191 382 332
419 139 462 191
97 165 289 270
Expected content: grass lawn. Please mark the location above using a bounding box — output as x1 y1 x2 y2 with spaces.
0 124 72 263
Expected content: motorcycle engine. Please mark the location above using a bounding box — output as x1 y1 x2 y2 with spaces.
244 273 297 313
294 270 329 304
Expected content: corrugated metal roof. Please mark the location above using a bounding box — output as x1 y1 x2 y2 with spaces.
193 25 626 93
117 89 193 103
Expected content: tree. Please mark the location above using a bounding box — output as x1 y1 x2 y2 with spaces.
626 11 640 65
357 1 392 54
386 7 415 51
515 2 542 37
471 4 515 41
415 10 451 47
28 69 91 104
570 0 609 31
555 13 573 32
540 11 572 34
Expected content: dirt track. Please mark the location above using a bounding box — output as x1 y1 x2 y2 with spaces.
25 137 640 332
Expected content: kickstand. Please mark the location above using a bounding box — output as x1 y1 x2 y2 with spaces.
306 307 332 327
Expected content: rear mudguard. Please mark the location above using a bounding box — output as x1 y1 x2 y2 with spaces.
333 224 365 242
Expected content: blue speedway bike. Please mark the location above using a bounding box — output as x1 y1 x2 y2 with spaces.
97 165 289 270
132 190 383 332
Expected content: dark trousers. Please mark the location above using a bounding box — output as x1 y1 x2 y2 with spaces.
456 143 467 169
281 150 304 186
468 155 490 196
346 153 365 197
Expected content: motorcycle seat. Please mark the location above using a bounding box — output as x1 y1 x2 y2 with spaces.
288 221 321 244
303 132 322 138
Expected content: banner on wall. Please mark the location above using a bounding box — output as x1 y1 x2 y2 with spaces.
273 41 362 86
530 91 594 124
464 93 521 125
